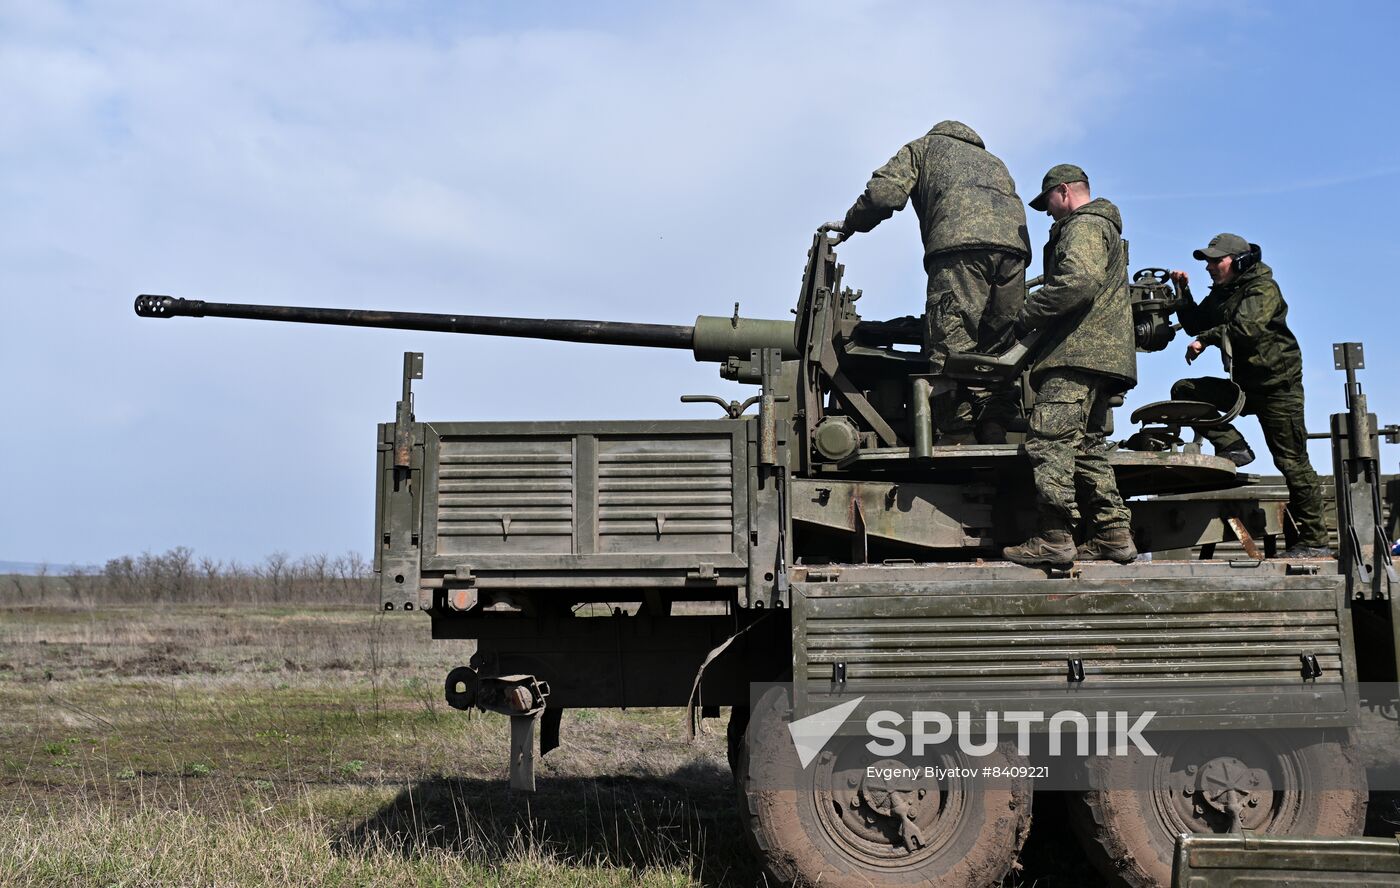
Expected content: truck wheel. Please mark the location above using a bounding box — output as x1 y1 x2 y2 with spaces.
1069 730 1367 888
735 687 1031 887
726 706 749 783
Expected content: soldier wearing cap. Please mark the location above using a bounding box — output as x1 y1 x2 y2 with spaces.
821 121 1031 443
1003 164 1138 569
1170 235 1330 557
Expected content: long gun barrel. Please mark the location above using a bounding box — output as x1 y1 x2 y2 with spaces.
134 295 797 363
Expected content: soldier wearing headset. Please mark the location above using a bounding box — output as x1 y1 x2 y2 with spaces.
1170 233 1330 558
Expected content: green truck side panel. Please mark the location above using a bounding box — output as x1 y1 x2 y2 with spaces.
792 565 1357 730
376 419 757 597
1173 834 1400 886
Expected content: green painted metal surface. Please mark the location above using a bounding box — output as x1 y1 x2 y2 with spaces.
1172 834 1400 886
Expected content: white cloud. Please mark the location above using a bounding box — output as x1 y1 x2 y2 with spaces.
1 1 1177 562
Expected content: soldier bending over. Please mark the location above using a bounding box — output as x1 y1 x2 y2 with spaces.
1003 165 1138 569
1170 234 1330 558
822 120 1031 443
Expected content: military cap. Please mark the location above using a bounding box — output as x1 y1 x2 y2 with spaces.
1028 163 1089 211
1192 232 1252 261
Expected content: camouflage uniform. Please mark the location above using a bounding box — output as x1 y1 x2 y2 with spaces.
1176 260 1327 547
1017 198 1136 535
840 120 1031 438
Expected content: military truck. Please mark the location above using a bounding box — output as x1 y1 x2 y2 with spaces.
136 233 1399 888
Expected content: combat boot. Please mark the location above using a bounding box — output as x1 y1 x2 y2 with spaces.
1076 525 1139 564
1003 530 1076 570
1281 544 1333 559
1217 443 1255 468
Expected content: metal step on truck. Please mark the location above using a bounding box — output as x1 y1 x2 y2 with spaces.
137 232 1400 888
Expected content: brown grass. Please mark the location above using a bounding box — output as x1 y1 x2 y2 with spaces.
0 577 1105 887
0 594 764 887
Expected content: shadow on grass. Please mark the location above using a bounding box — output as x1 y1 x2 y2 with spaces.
340 761 1111 887
338 760 760 887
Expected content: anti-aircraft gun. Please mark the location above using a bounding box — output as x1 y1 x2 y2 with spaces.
136 233 1399 888
134 236 1237 569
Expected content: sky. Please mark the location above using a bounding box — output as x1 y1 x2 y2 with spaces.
3 0 1399 566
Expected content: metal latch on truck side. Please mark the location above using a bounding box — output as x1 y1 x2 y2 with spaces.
1299 653 1322 680
394 351 423 469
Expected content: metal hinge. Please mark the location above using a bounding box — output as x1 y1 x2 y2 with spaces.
806 567 842 583
687 563 717 583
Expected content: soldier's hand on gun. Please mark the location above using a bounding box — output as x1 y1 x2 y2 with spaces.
1169 270 1189 287
1185 339 1205 364
819 220 849 243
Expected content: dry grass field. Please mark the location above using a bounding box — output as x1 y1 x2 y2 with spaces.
0 573 1100 887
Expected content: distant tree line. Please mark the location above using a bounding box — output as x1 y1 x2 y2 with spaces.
4 547 375 605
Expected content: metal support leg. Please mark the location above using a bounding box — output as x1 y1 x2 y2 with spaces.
509 711 542 791
912 377 933 460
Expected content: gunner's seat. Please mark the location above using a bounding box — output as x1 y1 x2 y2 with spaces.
1126 376 1246 453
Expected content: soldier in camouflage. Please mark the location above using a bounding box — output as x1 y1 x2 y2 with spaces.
822 121 1031 443
1003 164 1138 569
1170 234 1330 557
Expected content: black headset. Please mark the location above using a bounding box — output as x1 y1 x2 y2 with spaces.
1231 243 1262 275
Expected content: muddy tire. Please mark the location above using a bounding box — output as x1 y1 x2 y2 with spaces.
1069 729 1367 888
726 706 749 783
735 686 1032 887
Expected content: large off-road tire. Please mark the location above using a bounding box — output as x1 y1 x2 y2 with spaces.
735 686 1032 887
1069 729 1367 888
726 706 749 783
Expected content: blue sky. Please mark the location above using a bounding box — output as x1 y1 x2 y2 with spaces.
3 0 1398 565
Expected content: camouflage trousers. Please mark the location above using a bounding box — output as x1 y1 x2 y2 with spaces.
1171 376 1328 547
1026 369 1131 532
924 249 1026 437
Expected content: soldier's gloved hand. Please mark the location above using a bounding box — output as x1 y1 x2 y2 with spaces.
1012 316 1032 339
1185 339 1205 364
819 220 849 243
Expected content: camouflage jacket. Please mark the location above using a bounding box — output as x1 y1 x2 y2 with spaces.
1176 261 1302 391
1018 198 1136 388
841 120 1031 263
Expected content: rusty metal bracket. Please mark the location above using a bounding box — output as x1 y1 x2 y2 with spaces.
1225 516 1262 560
477 674 550 717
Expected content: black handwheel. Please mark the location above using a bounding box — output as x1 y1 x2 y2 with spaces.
1133 267 1171 286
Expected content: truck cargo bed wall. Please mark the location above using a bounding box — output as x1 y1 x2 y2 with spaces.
377 420 756 599
791 561 1357 731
